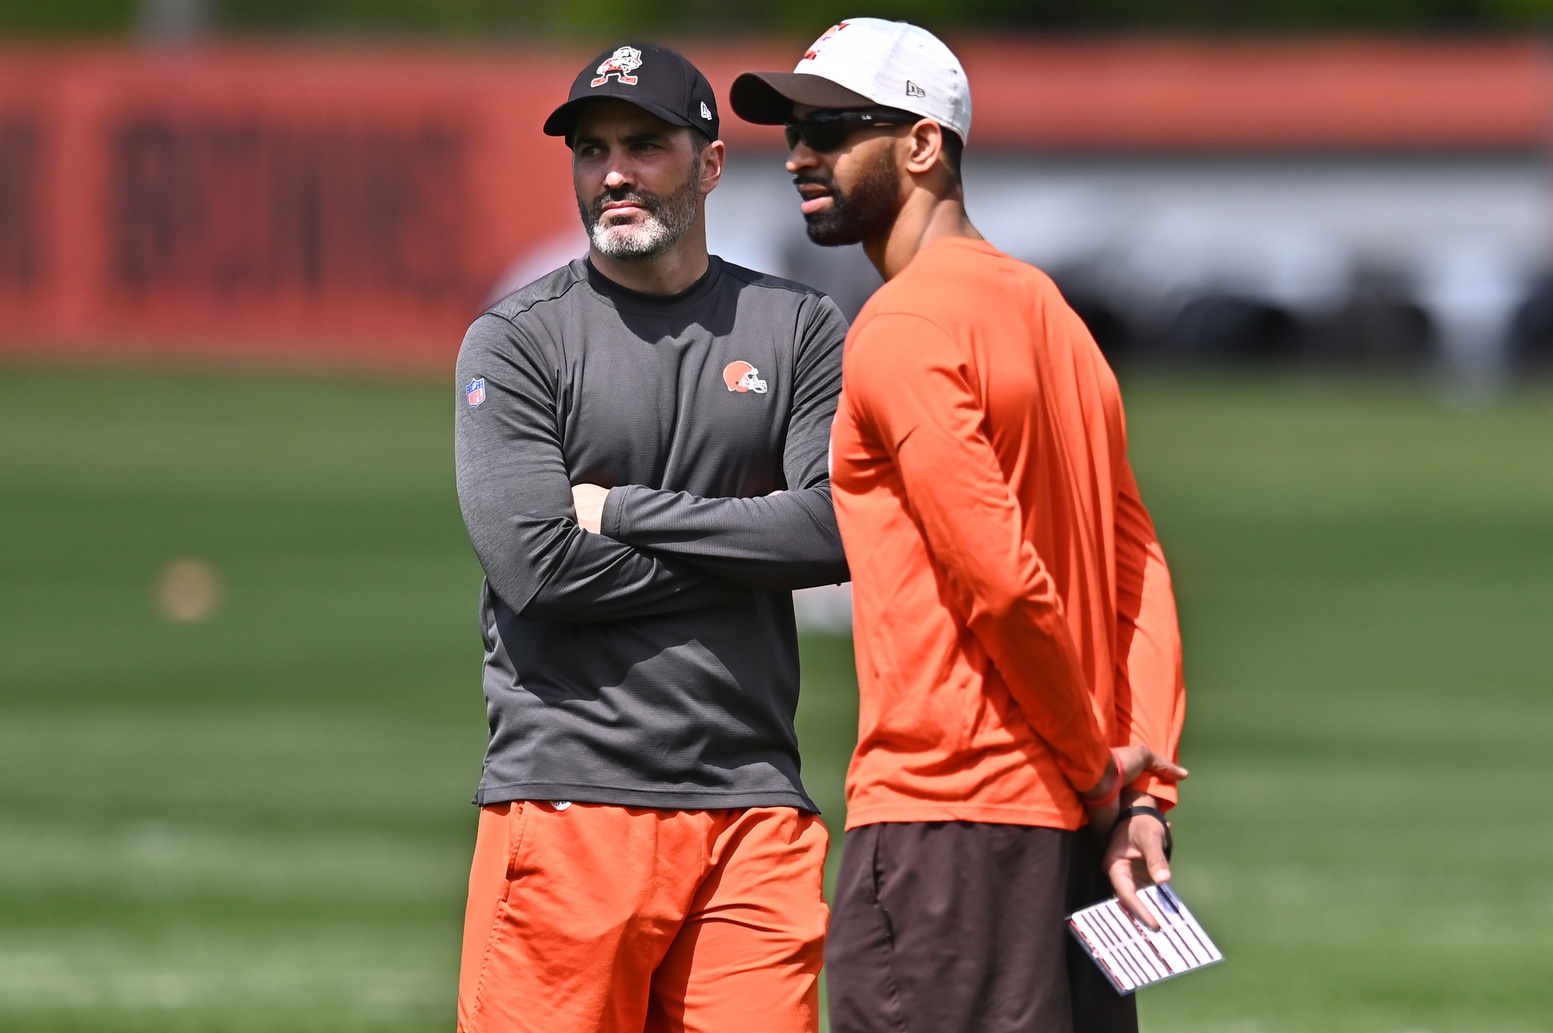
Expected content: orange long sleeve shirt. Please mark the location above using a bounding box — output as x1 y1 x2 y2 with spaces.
830 237 1186 832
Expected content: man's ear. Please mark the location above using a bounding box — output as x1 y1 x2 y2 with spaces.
699 139 727 195
903 120 945 177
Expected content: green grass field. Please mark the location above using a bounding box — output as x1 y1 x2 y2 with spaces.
2 368 1550 1032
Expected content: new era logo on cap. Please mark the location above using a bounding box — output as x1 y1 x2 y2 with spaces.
906 81 926 98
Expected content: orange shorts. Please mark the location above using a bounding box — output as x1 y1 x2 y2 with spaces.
456 801 830 1033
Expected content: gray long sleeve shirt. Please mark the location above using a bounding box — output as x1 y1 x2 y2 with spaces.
454 256 850 811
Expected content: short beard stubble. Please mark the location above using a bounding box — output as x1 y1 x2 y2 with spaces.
580 155 701 262
800 146 903 247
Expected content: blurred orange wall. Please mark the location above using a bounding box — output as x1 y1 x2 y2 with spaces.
0 37 1545 372
0 45 595 371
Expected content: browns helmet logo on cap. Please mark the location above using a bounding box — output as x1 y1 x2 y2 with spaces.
547 43 719 142
591 45 643 88
803 23 847 62
723 361 768 394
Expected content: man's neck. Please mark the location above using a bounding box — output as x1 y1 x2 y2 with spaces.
863 192 983 281
589 230 711 297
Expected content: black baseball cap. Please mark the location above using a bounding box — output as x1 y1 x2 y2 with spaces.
544 43 720 145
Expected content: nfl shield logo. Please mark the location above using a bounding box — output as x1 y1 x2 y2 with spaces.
466 377 486 408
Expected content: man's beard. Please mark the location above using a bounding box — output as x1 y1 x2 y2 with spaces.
579 164 700 262
796 148 902 247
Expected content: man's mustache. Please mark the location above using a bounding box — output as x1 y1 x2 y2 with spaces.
792 173 833 191
588 188 661 220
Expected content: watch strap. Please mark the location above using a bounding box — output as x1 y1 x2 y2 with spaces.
1117 804 1173 861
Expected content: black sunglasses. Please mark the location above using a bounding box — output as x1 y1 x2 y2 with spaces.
784 110 920 152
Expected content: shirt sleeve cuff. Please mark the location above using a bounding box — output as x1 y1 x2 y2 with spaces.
600 484 635 540
1065 744 1115 800
1128 774 1179 812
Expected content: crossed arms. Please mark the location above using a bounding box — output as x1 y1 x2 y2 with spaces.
453 301 850 625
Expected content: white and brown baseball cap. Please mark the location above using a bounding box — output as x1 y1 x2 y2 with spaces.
730 18 972 142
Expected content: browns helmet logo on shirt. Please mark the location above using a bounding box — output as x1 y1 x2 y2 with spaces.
723 361 768 394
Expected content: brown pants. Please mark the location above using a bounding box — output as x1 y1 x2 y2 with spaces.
826 821 1137 1033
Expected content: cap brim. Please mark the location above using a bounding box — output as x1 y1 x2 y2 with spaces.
729 71 877 125
543 95 697 140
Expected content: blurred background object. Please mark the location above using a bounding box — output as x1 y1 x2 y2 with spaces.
3 4 1553 1033
3 13 1553 381
154 557 222 622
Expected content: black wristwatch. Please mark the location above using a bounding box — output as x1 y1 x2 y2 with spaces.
1117 805 1173 861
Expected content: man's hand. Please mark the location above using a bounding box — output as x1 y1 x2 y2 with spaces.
1078 744 1187 834
1103 792 1174 929
571 484 610 534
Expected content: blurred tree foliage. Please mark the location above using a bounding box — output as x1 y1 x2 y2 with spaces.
4 0 1553 35
0 0 137 34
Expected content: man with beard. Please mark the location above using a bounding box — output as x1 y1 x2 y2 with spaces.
732 19 1189 1033
452 43 849 1033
